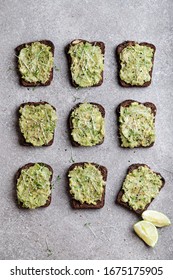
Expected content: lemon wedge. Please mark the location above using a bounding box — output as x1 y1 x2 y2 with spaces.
142 210 171 227
134 221 158 247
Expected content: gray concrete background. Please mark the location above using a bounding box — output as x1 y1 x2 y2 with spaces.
0 0 172 260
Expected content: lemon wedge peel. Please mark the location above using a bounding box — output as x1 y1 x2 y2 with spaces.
142 210 171 227
133 220 158 248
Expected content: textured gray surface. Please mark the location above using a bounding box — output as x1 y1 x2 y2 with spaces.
0 0 173 260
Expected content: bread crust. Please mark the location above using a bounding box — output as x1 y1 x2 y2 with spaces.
66 39 105 87
116 41 156 87
116 99 157 148
69 102 105 147
116 164 165 215
15 40 54 87
68 162 107 209
18 101 56 147
16 162 53 208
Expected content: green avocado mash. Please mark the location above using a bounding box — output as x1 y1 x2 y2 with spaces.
68 163 105 205
17 163 52 209
119 102 155 148
68 41 104 87
71 103 105 146
18 42 53 83
120 44 154 85
121 166 162 211
19 103 57 146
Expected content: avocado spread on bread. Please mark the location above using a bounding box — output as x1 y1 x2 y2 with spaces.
19 103 57 146
120 44 154 85
18 42 53 83
71 103 105 146
17 163 52 209
68 163 105 205
68 42 104 87
121 166 163 211
119 102 155 148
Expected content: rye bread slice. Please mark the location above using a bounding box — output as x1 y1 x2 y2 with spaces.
116 41 156 87
18 101 56 147
68 162 107 209
116 99 156 148
15 40 54 87
116 164 165 215
69 102 105 147
66 39 105 87
16 162 53 209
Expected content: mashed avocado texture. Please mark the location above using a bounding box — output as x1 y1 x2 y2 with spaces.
68 163 105 205
119 102 155 148
71 103 105 146
122 166 162 211
120 44 154 85
19 103 57 146
68 41 104 87
18 42 53 83
17 163 52 209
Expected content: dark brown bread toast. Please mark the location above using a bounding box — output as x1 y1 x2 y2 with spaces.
116 164 165 215
16 162 53 208
69 102 105 147
18 101 56 147
116 41 156 87
68 162 107 209
15 40 54 87
116 100 156 148
66 39 105 87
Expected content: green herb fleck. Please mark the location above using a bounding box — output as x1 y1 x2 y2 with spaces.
45 239 52 257
84 222 97 237
69 156 75 163
54 65 60 72
69 148 75 163
57 175 61 182
73 96 80 103
84 222 91 227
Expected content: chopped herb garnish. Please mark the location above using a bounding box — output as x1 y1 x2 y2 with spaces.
69 156 75 163
84 222 91 227
57 175 61 182
45 239 52 257
54 65 60 72
73 96 80 102
84 222 97 237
